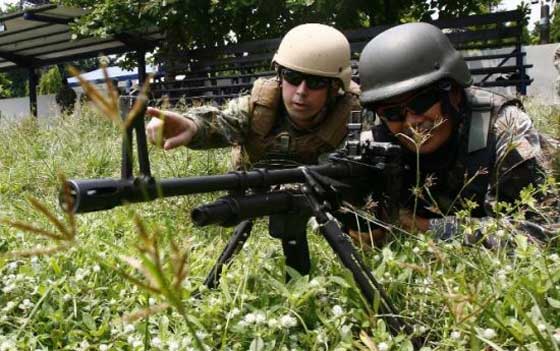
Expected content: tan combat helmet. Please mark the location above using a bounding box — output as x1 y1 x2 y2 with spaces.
272 23 352 91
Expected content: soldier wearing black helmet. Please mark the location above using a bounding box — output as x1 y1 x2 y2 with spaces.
358 22 558 246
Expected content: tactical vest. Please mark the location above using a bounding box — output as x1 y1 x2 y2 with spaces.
374 87 521 218
232 78 360 168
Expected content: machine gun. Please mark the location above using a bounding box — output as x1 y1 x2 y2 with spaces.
60 97 421 346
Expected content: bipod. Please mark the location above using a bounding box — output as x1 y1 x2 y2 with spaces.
203 211 312 288
204 219 253 289
299 167 424 349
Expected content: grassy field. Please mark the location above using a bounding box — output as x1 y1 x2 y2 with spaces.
0 101 559 351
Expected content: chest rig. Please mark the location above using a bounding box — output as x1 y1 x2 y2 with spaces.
233 78 360 168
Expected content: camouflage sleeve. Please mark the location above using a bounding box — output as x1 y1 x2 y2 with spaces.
492 105 548 202
184 95 251 149
554 44 560 72
428 105 558 246
428 215 559 248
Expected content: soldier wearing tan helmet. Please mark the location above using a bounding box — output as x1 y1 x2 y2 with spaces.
146 23 360 275
146 23 359 167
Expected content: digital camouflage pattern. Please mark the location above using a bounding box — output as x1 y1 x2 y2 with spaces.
186 95 252 150
554 44 560 97
424 95 559 246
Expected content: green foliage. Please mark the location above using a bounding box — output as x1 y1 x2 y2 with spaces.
0 98 558 349
0 73 15 98
56 0 499 73
38 66 64 95
0 69 29 98
550 4 560 43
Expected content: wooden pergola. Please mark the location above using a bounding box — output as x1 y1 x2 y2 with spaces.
0 4 163 116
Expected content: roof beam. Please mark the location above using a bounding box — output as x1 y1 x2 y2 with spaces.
23 12 74 25
0 49 38 66
115 33 159 51
0 27 69 47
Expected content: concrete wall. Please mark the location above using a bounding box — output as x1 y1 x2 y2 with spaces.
462 43 558 103
525 43 559 104
0 94 61 123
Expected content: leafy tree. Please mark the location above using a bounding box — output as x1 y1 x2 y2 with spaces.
0 73 15 98
549 4 560 43
38 66 63 95
56 0 501 79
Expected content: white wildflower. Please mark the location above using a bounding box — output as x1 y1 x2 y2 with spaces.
331 305 344 317
99 344 109 351
254 311 266 325
481 328 496 339
553 330 560 344
279 314 297 328
78 340 90 351
124 324 135 334
7 262 18 272
152 337 161 347
2 284 15 294
3 301 16 312
18 299 34 310
309 278 321 288
267 318 278 328
450 331 461 340
227 307 240 319
0 339 15 351
93 265 101 273
412 246 421 254
148 297 157 306
378 342 389 351
537 323 547 332
244 312 257 324
74 268 89 281
168 340 180 351
340 324 351 337
132 338 143 348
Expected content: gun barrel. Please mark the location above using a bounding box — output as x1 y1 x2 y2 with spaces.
191 192 310 227
62 162 367 214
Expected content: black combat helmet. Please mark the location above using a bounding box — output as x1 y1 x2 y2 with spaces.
359 22 473 105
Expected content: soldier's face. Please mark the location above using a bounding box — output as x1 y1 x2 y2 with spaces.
281 71 330 128
377 90 454 154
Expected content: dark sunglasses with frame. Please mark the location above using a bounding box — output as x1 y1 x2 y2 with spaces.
280 68 332 90
371 87 442 122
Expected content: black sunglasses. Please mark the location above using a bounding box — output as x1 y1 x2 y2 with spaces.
373 88 441 122
281 68 331 90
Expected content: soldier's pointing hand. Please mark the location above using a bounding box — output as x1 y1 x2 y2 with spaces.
146 107 199 150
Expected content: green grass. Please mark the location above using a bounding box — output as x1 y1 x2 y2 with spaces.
0 102 559 351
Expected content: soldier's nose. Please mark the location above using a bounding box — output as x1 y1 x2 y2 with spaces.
404 108 426 125
295 81 309 95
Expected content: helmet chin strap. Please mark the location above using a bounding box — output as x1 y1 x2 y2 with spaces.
436 80 463 123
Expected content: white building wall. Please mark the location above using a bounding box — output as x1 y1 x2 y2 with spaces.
0 94 61 122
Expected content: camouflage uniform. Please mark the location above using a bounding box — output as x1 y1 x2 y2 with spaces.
375 87 558 245
554 44 560 97
184 78 359 167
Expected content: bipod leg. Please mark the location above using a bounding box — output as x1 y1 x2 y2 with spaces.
298 167 423 349
204 220 253 289
318 220 421 346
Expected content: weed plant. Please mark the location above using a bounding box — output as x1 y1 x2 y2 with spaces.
0 96 559 350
